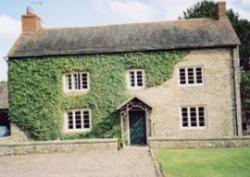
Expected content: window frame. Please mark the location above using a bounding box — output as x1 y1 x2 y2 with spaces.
127 69 145 89
179 106 206 129
64 109 92 133
63 72 90 93
178 66 204 86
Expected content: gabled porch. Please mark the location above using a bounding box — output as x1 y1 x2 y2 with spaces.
117 97 152 146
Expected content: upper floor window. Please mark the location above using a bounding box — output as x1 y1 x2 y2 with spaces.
179 67 203 85
181 106 205 128
64 109 91 132
64 72 89 92
127 69 145 89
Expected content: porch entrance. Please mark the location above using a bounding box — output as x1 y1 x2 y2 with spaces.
117 97 152 146
129 110 146 145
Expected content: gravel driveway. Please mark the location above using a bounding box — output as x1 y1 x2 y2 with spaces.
0 146 157 177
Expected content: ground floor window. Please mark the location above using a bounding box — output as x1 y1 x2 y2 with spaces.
64 109 91 132
181 106 205 128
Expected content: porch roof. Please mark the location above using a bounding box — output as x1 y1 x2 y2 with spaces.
117 96 152 111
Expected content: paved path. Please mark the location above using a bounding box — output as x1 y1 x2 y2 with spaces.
0 146 157 177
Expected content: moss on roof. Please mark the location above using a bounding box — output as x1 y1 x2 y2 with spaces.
8 17 239 59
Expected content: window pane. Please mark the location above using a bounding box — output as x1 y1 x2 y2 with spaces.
129 71 135 87
67 112 73 129
78 73 81 90
65 109 91 131
190 107 197 127
74 73 79 90
198 107 204 116
182 108 188 127
66 74 72 90
64 72 89 92
199 121 205 126
198 107 205 127
83 110 90 128
179 69 186 84
181 106 205 128
81 73 88 89
188 68 194 84
196 68 203 84
75 111 82 129
137 71 143 86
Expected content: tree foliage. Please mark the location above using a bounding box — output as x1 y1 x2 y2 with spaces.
183 1 215 19
241 70 250 110
8 51 187 140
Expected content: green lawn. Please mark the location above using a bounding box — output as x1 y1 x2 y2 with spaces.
157 148 250 177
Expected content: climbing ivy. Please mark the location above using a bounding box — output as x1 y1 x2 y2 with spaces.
8 51 188 140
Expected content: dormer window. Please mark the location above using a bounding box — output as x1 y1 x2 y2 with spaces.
64 72 89 92
127 69 145 89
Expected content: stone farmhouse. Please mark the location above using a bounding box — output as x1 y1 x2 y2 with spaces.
7 1 243 146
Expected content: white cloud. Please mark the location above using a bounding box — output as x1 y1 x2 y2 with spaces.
109 0 155 22
226 0 250 19
0 15 20 37
151 0 250 20
0 15 20 81
232 7 250 19
106 0 250 22
239 0 250 6
152 0 201 20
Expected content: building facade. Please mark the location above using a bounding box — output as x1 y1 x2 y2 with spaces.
8 2 242 145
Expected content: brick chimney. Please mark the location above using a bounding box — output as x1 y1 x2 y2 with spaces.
215 1 226 20
22 7 41 33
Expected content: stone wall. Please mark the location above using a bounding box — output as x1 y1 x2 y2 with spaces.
130 48 238 139
149 136 250 148
0 124 29 144
0 138 118 156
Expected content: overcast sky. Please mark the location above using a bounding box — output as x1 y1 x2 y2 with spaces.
1 0 250 81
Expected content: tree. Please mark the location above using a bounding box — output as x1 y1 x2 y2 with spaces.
241 70 250 110
183 1 215 19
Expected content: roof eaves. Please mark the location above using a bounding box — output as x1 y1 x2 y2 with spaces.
8 44 239 60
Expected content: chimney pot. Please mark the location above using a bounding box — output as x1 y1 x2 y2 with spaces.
26 6 34 15
215 1 226 20
22 7 41 33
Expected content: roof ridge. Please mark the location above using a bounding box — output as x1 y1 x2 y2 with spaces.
43 17 214 31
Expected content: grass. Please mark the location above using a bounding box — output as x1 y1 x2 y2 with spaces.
157 148 250 177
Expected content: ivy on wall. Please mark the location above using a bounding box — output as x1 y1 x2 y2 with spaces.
8 51 188 140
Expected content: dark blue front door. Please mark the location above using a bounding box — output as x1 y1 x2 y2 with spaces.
129 110 146 145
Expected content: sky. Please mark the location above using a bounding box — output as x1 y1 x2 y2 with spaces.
0 0 250 81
